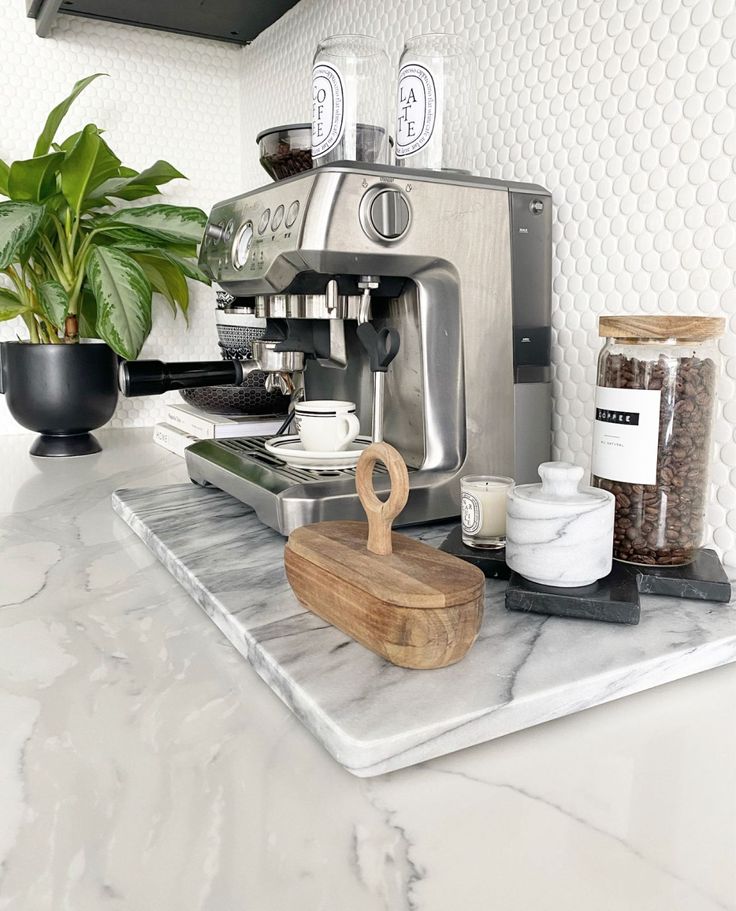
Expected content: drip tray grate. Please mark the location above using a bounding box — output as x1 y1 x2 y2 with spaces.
216 436 390 485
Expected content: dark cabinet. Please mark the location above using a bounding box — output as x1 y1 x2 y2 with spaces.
27 0 301 43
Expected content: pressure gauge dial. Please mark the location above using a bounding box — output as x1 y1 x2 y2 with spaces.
233 221 254 270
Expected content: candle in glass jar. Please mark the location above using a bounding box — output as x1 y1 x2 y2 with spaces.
460 475 514 549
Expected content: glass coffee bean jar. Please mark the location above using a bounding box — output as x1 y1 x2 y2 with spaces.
591 315 724 566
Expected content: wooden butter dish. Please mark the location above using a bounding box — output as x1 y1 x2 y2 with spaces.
284 442 485 669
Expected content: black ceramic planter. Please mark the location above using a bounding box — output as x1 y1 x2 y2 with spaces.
0 341 118 457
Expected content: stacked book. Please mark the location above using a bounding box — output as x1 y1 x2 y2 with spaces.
153 403 285 458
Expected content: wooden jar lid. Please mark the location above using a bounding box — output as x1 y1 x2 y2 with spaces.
288 522 485 609
598 315 725 341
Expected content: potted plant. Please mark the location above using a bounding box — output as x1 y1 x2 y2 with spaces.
0 73 210 456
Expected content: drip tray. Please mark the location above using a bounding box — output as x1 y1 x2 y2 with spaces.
184 436 411 535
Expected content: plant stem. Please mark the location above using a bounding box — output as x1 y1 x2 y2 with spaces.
21 312 40 343
43 321 62 343
74 230 97 267
69 215 80 259
4 265 25 297
39 235 66 286
64 314 78 342
51 215 74 282
67 246 90 317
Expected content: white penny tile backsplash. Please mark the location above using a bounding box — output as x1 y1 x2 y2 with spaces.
0 6 242 432
239 0 736 565
3 0 736 564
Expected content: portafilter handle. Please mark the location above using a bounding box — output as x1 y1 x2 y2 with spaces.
118 359 247 397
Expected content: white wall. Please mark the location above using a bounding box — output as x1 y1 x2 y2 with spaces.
240 0 736 564
0 5 242 432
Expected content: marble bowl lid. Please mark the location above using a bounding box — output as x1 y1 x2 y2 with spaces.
512 462 612 508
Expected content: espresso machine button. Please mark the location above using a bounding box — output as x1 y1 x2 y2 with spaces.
258 209 271 234
285 200 300 227
529 198 545 215
232 221 254 270
271 204 285 231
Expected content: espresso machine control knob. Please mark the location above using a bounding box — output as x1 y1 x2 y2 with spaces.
360 186 411 242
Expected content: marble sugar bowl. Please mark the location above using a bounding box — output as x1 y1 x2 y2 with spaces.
506 462 616 588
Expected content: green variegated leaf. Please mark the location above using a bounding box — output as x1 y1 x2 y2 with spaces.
84 185 151 209
102 204 207 244
0 287 27 320
162 252 210 286
0 201 45 269
60 125 121 215
8 152 64 203
79 287 99 339
93 226 179 253
0 159 9 197
34 74 107 157
134 259 176 316
37 280 69 329
86 247 152 360
132 252 189 318
104 230 198 260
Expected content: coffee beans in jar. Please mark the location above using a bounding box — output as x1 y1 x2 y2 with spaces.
591 316 724 566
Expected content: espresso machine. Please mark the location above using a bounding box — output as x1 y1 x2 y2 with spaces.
121 162 552 534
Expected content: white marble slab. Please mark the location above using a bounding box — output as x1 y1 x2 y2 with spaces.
112 483 736 777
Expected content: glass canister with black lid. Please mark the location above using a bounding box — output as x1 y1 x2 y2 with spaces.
591 315 724 566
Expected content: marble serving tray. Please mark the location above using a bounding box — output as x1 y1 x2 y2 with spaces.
112 483 736 777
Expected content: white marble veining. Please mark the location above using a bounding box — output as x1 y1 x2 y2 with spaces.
113 477 736 778
2 428 736 910
506 462 616 587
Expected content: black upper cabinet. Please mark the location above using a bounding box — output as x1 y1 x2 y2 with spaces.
27 0 302 44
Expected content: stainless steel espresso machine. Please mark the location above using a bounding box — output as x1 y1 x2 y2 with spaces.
121 162 552 534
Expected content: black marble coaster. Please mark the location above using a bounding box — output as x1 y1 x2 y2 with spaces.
505 563 641 625
633 549 732 603
441 525 732 623
439 526 511 580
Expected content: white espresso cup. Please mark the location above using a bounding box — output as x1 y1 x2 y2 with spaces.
294 400 361 452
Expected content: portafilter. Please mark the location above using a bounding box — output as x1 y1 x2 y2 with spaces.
119 340 305 397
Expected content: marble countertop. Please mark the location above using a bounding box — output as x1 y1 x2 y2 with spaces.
1 427 735 911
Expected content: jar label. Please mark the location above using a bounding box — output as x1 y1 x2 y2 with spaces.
312 64 344 158
395 64 437 158
592 386 662 485
461 492 482 535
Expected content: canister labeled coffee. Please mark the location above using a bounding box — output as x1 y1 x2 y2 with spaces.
591 315 724 566
311 34 390 166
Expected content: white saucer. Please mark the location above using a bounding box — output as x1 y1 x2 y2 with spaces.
265 435 372 470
